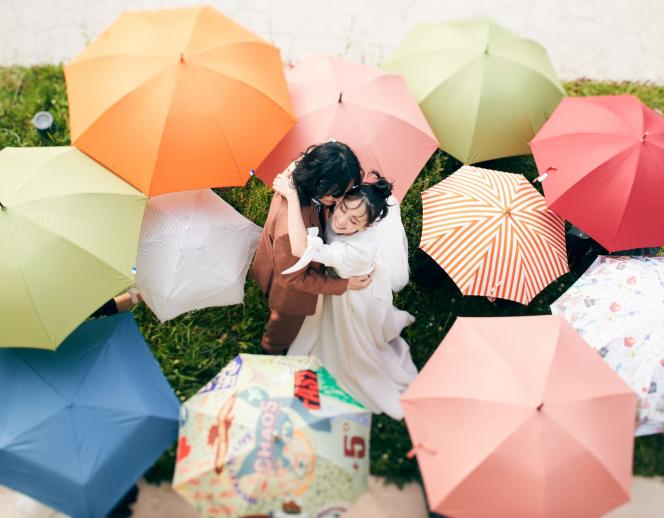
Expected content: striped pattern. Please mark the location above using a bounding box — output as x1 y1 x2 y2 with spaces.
420 166 569 305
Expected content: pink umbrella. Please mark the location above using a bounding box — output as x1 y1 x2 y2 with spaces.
530 95 664 251
255 54 438 200
402 315 636 517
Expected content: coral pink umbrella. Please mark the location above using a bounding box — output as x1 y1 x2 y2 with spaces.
402 315 637 518
530 95 664 252
255 54 438 200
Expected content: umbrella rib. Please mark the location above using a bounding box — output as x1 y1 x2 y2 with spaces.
490 53 565 95
179 64 245 185
3 216 52 345
337 102 385 174
10 208 135 283
188 55 295 126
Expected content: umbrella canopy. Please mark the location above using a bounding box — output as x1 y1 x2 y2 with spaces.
0 313 180 518
382 18 565 164
551 255 664 436
135 189 261 322
173 354 370 517
530 95 664 252
0 146 146 349
65 5 295 196
402 315 636 518
419 165 568 305
255 54 438 201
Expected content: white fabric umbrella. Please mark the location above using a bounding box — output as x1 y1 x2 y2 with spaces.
551 255 664 436
135 189 261 322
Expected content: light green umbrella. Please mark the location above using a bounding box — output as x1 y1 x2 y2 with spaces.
383 18 565 164
0 146 146 349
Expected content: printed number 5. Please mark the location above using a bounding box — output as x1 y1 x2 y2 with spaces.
344 435 366 458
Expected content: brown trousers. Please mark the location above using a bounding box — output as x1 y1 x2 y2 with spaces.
261 311 306 354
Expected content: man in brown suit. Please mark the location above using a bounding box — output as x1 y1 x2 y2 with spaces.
251 142 371 354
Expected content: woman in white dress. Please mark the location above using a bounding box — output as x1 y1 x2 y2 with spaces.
273 171 417 419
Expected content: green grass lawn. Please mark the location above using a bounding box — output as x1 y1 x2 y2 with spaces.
2 65 664 485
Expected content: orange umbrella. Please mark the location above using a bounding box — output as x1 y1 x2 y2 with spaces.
255 54 438 201
402 315 637 518
65 6 295 196
420 165 568 305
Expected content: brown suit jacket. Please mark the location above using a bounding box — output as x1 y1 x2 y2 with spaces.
251 194 348 316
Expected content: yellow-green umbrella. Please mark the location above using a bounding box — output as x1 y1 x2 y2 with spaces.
383 18 565 164
0 146 146 349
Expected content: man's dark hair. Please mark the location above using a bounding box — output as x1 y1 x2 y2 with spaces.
291 142 363 205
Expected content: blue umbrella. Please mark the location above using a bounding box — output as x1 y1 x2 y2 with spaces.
0 313 179 518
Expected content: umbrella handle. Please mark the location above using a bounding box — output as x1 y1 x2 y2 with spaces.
406 442 437 459
535 166 557 182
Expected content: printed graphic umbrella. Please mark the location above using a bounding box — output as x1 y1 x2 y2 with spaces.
255 54 438 200
135 189 261 322
173 354 370 517
551 255 664 436
402 315 636 518
419 165 568 305
0 146 146 349
0 313 180 518
530 95 664 252
383 18 564 164
65 5 295 196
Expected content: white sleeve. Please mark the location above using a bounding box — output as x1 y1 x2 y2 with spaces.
281 228 354 275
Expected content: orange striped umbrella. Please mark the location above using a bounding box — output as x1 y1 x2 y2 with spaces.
65 6 294 196
420 166 568 305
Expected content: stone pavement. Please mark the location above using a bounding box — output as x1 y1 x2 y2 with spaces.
1 0 664 83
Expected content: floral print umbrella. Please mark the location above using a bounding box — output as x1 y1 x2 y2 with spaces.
551 255 664 435
173 354 370 517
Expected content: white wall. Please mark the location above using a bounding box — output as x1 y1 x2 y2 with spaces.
1 0 663 82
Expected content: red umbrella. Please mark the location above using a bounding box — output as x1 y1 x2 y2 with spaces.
255 54 438 200
530 95 664 251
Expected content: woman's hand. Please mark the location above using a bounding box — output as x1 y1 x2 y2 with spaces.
273 166 298 200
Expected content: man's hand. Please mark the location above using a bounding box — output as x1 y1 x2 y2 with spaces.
348 273 372 290
273 169 298 201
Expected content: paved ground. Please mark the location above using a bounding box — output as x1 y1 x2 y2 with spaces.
3 476 663 517
1 0 664 83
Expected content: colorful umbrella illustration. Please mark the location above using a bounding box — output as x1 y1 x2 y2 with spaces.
135 189 261 322
551 255 664 436
0 146 146 349
0 313 180 518
402 315 636 518
173 354 370 517
255 54 438 201
382 18 565 164
530 95 664 252
420 165 568 305
65 5 295 196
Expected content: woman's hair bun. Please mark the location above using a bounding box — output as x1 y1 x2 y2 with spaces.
366 171 393 200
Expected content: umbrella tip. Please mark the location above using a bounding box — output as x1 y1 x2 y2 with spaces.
537 402 544 411
180 53 184 63
338 91 343 103
0 201 5 210
484 45 490 55
640 131 649 143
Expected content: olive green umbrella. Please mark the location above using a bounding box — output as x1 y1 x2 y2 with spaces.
0 147 146 349
383 18 565 164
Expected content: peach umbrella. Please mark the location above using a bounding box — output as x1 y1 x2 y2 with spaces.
402 315 637 518
255 54 438 201
530 95 664 252
65 6 294 196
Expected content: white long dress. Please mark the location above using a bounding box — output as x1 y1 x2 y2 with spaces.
285 199 417 419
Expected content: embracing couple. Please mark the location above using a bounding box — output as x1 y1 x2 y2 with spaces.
251 141 416 419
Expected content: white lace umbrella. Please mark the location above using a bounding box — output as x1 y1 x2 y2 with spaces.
135 189 261 322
